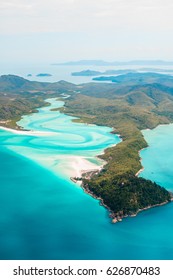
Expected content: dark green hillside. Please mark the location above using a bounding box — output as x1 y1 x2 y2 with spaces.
84 175 170 220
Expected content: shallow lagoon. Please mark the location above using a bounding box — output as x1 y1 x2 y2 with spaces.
0 99 173 259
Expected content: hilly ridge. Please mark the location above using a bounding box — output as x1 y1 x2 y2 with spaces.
0 74 76 93
0 75 77 127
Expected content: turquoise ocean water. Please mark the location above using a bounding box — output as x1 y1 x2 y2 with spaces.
1 97 173 259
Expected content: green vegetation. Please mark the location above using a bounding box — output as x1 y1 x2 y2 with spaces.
92 72 173 84
84 175 171 220
0 95 46 128
0 73 173 220
64 73 173 219
0 74 77 129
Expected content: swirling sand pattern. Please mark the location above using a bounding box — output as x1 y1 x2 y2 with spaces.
0 98 120 179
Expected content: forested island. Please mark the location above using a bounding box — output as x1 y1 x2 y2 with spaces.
36 73 52 77
1 73 173 221
92 72 173 83
71 69 136 76
71 70 102 76
72 68 173 80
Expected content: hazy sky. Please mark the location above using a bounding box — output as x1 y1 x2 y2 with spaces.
1 0 173 63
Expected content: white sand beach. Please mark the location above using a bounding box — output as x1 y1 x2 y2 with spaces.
0 126 57 136
65 156 102 178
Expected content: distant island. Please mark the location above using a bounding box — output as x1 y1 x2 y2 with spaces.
92 72 173 83
52 59 173 66
72 69 173 77
53 60 111 66
71 70 102 76
71 69 137 76
93 76 117 82
36 73 52 77
138 68 173 72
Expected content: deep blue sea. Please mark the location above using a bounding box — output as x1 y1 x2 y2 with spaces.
0 65 173 260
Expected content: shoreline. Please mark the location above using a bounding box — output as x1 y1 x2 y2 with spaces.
135 147 147 177
81 178 173 223
0 125 58 136
80 139 173 224
111 199 173 223
69 136 121 183
135 167 144 177
66 156 103 180
137 122 173 177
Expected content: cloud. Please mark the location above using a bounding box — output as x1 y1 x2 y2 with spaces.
0 0 173 62
0 0 33 11
0 0 173 34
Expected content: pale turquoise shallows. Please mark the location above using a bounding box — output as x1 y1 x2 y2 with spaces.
0 99 173 260
140 124 173 191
